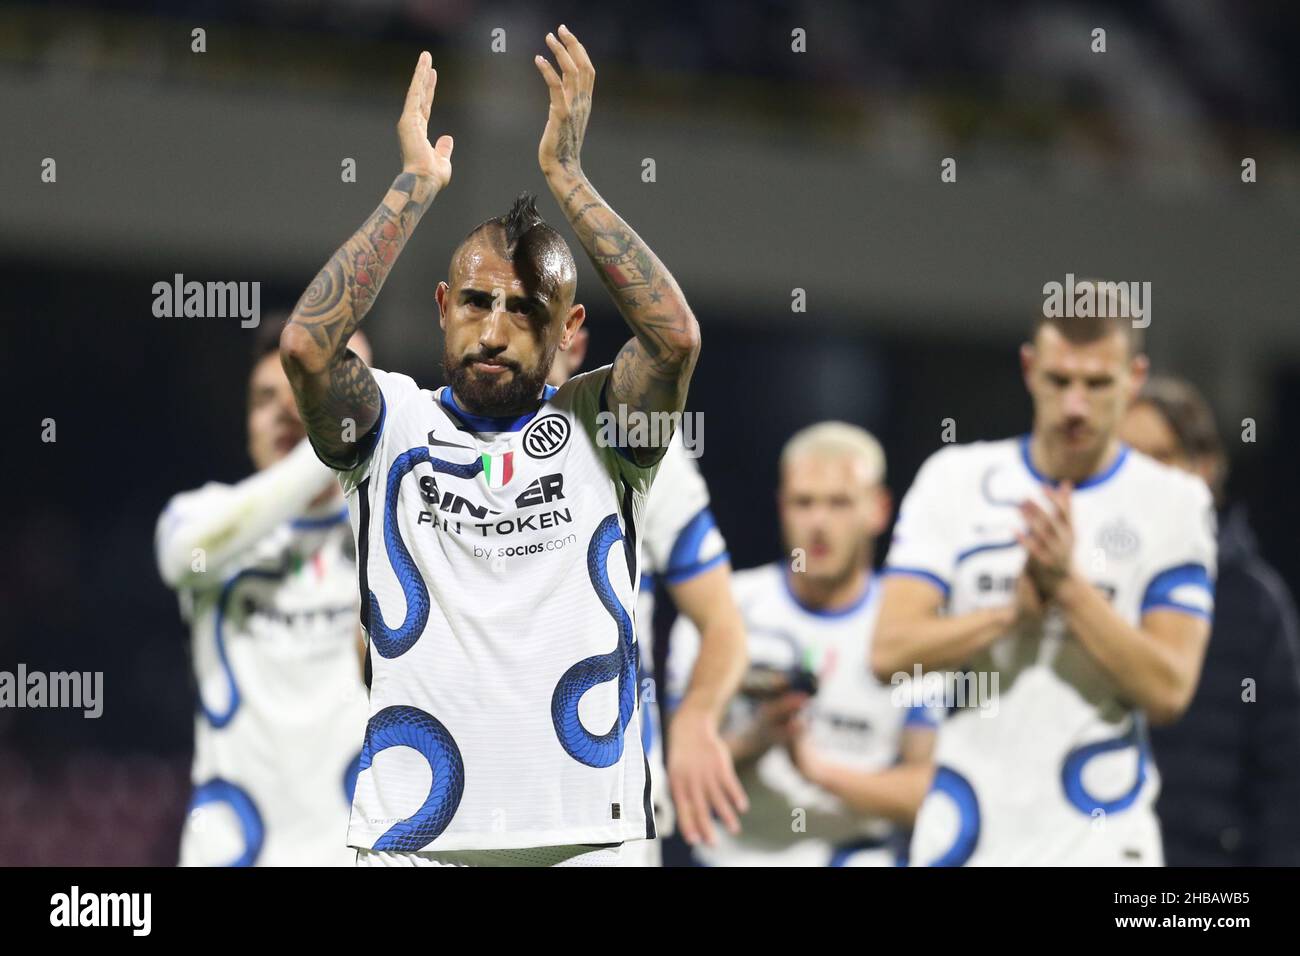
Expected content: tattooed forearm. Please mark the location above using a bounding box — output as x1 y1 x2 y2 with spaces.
612 338 687 403
281 171 438 464
288 172 436 358
288 350 381 467
548 172 700 422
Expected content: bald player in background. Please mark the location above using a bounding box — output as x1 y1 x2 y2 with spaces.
1121 376 1300 865
155 321 372 866
548 328 748 865
668 423 938 866
878 285 1216 866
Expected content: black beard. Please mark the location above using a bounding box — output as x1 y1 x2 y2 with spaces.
444 346 555 417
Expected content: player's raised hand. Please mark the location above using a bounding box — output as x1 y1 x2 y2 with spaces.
398 52 453 189
534 25 594 177
1018 482 1075 597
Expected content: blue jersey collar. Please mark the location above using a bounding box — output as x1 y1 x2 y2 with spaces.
780 566 875 619
439 384 558 433
1019 434 1128 490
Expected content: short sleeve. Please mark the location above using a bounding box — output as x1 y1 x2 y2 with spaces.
329 367 424 495
154 484 226 588
640 436 729 582
903 702 944 731
563 365 664 498
883 447 959 600
1139 479 1217 621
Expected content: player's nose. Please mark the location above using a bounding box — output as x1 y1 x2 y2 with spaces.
1063 384 1090 417
806 511 831 534
480 307 511 347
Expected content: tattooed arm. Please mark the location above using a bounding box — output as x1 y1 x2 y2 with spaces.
280 52 454 467
535 27 701 466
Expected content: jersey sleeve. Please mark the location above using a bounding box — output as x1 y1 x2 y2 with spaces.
565 364 664 499
329 367 424 495
154 482 233 591
903 700 945 731
154 438 335 591
640 436 729 583
1139 478 1217 622
883 447 961 600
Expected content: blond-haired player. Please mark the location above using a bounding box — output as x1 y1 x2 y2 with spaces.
669 423 938 865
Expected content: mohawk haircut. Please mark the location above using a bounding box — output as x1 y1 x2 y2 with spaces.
453 192 577 304
501 192 544 252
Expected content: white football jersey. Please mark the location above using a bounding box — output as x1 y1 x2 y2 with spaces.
628 431 728 861
667 563 939 866
636 431 730 638
157 490 366 867
886 437 1216 866
335 365 659 852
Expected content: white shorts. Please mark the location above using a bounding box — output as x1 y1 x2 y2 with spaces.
355 843 624 868
617 836 662 867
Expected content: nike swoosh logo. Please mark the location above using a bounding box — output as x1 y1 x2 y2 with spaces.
426 432 473 451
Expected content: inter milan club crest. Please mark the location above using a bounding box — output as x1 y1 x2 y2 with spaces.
522 414 570 459
480 450 514 489
1096 517 1141 561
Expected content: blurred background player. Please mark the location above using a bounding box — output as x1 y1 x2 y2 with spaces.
668 423 938 866
877 286 1217 865
548 329 748 866
154 320 371 866
1121 376 1300 865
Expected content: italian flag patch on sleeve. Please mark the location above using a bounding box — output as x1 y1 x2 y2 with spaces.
480 451 514 489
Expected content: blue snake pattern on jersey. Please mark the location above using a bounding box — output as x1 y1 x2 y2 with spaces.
188 778 265 867
204 567 283 728
1061 720 1148 816
550 513 639 768
359 704 465 852
369 447 482 659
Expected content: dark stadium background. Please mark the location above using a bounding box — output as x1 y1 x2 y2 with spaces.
1 0 1297 865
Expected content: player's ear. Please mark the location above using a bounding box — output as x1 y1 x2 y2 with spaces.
562 303 586 350
867 485 893 536
435 281 450 331
1019 342 1036 390
565 324 590 367
1127 351 1150 402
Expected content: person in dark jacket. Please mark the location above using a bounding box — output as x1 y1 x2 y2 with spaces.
1121 376 1300 865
